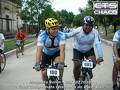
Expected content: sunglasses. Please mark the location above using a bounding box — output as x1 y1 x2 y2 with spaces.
50 27 59 31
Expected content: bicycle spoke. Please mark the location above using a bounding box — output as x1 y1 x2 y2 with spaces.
0 53 6 72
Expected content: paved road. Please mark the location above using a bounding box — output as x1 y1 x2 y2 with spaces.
0 38 113 90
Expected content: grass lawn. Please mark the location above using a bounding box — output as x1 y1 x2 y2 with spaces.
4 39 32 52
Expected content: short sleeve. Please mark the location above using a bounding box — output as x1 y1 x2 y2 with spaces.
113 31 119 42
60 34 66 45
37 35 44 47
0 33 5 40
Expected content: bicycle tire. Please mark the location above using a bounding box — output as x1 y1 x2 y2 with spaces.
85 73 92 90
0 53 6 72
117 72 120 89
80 71 92 90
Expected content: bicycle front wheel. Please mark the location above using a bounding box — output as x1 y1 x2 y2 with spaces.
0 53 6 72
84 73 92 90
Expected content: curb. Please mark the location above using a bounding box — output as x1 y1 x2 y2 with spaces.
5 41 36 58
4 38 112 58
101 38 112 46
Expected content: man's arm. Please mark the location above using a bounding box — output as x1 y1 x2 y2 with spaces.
94 30 104 64
57 33 66 70
36 36 44 64
16 32 19 40
36 46 42 64
113 41 119 58
94 30 103 59
57 44 65 70
59 44 65 63
65 28 80 39
34 36 44 71
112 31 120 59
34 46 43 71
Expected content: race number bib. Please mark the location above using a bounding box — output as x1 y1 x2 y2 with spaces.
82 60 93 68
47 69 59 77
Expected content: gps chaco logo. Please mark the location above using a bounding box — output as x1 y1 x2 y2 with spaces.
93 1 118 15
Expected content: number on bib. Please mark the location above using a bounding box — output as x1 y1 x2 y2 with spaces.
47 69 59 77
82 61 93 68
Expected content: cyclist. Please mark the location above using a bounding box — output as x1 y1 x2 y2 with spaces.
34 18 66 88
59 24 64 32
16 27 26 56
0 33 5 73
112 29 120 90
65 16 104 90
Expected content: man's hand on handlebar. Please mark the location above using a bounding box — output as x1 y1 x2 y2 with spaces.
33 63 41 71
57 62 65 70
96 58 104 65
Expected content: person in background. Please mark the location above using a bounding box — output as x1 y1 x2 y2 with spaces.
16 27 26 56
112 29 120 90
0 33 5 73
59 24 64 32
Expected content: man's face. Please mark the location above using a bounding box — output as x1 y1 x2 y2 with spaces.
48 26 59 37
83 24 93 33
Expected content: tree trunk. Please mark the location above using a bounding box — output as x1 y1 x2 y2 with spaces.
105 25 107 37
103 17 107 37
113 22 117 33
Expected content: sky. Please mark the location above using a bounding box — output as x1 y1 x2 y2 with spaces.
52 0 88 15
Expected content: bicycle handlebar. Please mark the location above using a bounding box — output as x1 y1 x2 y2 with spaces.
72 58 97 64
33 64 67 70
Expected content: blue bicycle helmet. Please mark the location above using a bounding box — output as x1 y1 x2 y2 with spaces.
83 16 95 25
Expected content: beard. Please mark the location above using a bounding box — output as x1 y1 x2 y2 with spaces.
83 29 92 35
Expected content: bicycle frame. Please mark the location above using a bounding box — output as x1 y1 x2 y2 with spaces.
46 63 60 90
73 58 94 90
112 54 120 89
46 60 67 90
33 60 66 90
80 66 92 90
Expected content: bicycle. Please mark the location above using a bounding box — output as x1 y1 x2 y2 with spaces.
16 40 24 58
73 58 96 90
33 61 67 90
112 64 120 90
117 71 120 89
113 55 120 90
0 52 6 73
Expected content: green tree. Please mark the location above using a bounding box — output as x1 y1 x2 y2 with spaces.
56 10 74 27
40 5 57 28
21 0 51 35
73 14 81 27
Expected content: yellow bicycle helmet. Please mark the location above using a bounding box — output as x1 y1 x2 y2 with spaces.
45 18 59 28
